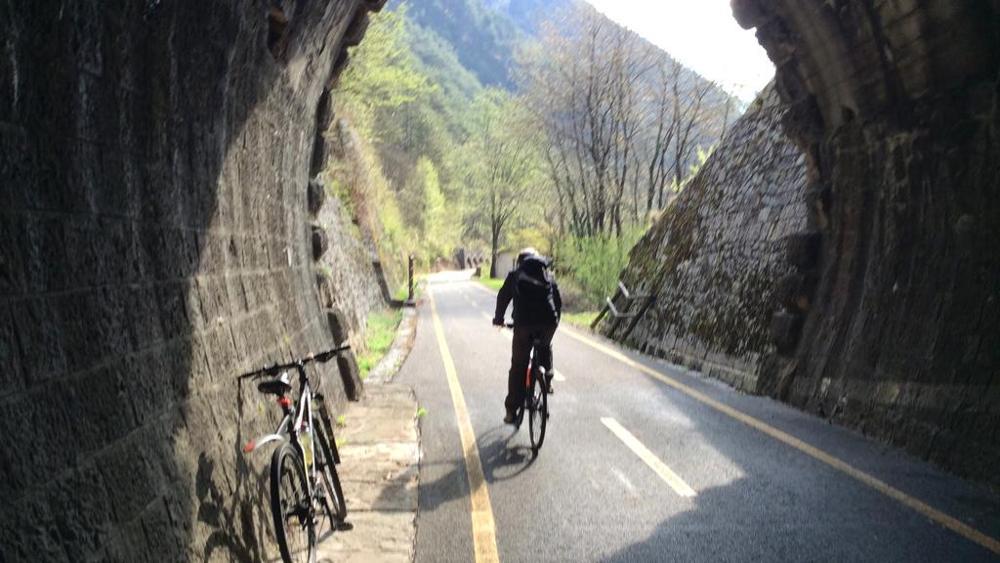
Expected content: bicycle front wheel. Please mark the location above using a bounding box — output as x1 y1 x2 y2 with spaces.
528 370 548 453
314 422 348 527
270 442 316 563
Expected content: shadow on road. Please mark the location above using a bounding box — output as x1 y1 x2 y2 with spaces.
479 425 538 482
413 426 539 517
416 460 471 513
597 373 1000 562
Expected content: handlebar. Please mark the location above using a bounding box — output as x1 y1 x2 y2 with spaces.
238 344 352 379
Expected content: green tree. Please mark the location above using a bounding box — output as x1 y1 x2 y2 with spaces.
399 157 458 262
339 7 436 138
458 90 545 276
420 158 457 258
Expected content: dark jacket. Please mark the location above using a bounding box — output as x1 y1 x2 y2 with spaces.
493 257 562 326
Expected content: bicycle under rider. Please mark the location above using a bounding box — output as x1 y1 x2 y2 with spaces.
492 247 563 424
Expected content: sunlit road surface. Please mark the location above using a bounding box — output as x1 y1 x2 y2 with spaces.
394 273 1000 562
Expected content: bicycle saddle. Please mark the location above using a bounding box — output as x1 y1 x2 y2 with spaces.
257 371 292 395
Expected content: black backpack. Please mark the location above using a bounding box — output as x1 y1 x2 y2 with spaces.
514 256 558 324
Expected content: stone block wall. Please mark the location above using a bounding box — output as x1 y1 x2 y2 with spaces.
0 1 384 560
316 190 388 346
732 0 1000 486
606 86 810 391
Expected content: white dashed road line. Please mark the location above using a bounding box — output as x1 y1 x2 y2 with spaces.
601 417 697 498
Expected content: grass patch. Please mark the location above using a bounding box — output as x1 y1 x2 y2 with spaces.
562 311 600 329
358 308 404 379
416 406 428 418
393 276 425 301
393 284 410 301
478 277 504 292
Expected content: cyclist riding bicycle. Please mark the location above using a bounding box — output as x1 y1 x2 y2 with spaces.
492 247 562 424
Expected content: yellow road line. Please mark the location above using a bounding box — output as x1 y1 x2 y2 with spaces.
561 327 1000 555
430 290 500 563
601 417 697 497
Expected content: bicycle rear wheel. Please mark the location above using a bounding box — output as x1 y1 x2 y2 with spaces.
314 422 348 529
528 367 548 453
270 442 316 563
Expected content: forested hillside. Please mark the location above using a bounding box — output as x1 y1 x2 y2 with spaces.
483 0 577 35
390 0 523 88
337 0 741 307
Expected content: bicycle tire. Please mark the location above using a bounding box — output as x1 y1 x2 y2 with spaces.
528 367 547 452
270 442 316 563
313 422 348 526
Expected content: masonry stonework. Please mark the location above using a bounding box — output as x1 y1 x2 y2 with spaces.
607 86 810 392
314 118 395 350
0 1 384 560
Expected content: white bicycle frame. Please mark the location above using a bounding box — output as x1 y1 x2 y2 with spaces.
244 371 319 496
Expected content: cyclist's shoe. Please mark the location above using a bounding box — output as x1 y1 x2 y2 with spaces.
503 409 517 424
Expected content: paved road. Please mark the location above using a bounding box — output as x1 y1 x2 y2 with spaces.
395 275 1000 562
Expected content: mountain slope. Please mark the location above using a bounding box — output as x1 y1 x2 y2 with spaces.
392 0 737 113
484 0 578 36
389 0 524 88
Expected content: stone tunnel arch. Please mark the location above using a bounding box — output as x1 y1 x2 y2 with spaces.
1 0 387 560
727 1 999 482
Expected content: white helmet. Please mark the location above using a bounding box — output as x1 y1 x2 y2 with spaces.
516 247 539 266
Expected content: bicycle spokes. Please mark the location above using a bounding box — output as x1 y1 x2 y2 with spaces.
528 368 548 453
271 444 315 562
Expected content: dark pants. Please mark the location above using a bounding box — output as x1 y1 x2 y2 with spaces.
505 323 557 411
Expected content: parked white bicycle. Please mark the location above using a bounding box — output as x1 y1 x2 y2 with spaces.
239 346 352 563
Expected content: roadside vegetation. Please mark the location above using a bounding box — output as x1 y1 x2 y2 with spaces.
393 276 425 302
561 311 600 329
358 309 405 379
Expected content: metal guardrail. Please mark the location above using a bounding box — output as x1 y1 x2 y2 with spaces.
618 281 631 300
591 281 657 343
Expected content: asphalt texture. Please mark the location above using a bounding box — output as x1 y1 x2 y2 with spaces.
395 275 1000 562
